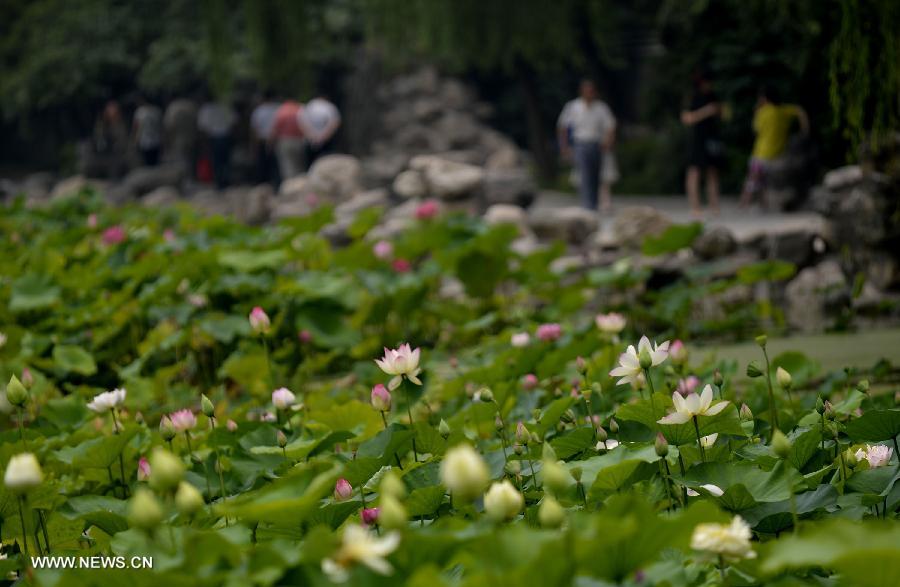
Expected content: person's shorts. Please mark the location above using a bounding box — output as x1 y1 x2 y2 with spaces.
688 136 723 169
742 157 770 194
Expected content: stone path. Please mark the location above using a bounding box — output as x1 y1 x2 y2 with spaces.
531 191 830 246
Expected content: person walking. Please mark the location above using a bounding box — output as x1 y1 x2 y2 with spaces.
197 97 237 190
250 90 281 187
271 99 305 181
132 94 163 166
163 96 198 176
93 100 129 179
739 85 809 210
557 79 616 211
681 71 723 218
299 92 341 169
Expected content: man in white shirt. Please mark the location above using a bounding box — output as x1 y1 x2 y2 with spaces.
557 79 616 210
298 93 341 169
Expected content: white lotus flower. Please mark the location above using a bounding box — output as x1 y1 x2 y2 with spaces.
687 483 725 497
691 515 756 560
271 388 296 410
854 444 893 468
4 453 43 492
440 444 490 501
700 433 718 449
483 480 524 522
595 313 626 334
87 388 126 412
375 344 422 390
321 525 401 582
609 336 670 386
511 332 531 347
658 385 729 425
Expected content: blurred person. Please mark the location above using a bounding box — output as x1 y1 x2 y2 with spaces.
599 147 619 213
198 97 237 190
132 94 163 166
681 71 723 218
739 85 809 210
93 99 129 179
271 99 306 180
163 96 198 176
250 90 281 187
557 79 616 211
299 91 341 169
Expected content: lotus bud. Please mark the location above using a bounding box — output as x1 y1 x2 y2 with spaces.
478 388 494 404
542 442 557 462
378 494 408 530
655 432 669 457
128 488 163 531
361 507 379 526
159 415 176 441
505 460 521 476
380 471 406 499
513 443 525 455
596 426 608 443
276 430 288 448
440 444 490 502
137 457 151 482
149 448 184 492
334 478 353 502
776 367 792 390
494 415 504 432
4 453 43 493
561 409 576 425
21 368 34 389
581 387 592 401
200 394 215 418
248 306 271 335
739 403 754 421
824 400 835 419
531 409 542 423
638 347 653 370
370 384 391 412
591 382 602 395
522 374 539 390
755 334 768 348
668 340 688 365
856 379 869 393
175 481 204 516
815 397 825 415
772 429 791 460
609 418 619 434
515 422 529 444
226 419 238 432
570 466 582 483
438 419 451 440
713 370 724 388
542 460 571 495
6 375 28 408
483 480 524 522
746 361 763 378
538 496 565 528
575 356 587 374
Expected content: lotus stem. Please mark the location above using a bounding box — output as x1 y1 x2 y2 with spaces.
17 496 29 561
761 346 778 439
693 416 706 462
405 381 418 463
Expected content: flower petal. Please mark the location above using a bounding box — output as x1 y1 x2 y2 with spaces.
658 412 691 425
704 401 729 416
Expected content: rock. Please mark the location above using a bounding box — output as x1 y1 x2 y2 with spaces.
50 175 88 200
439 78 472 110
692 227 738 260
865 252 900 291
335 189 390 219
411 98 443 122
528 206 598 245
435 112 482 149
550 255 587 274
142 186 181 207
233 184 273 224
120 163 185 196
485 146 522 170
409 155 483 200
361 153 408 187
484 203 531 238
308 155 362 201
20 172 55 204
279 175 309 198
392 170 427 199
510 235 543 256
482 168 536 207
612 206 672 249
190 189 233 217
823 165 863 190
784 259 848 332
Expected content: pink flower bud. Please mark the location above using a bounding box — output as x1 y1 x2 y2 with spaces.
392 258 411 273
298 329 313 344
536 323 562 342
226 419 238 432
21 368 34 388
371 384 392 412
137 457 151 482
415 200 439 220
361 507 380 525
248 306 271 334
669 340 688 365
334 478 353 502
102 225 126 246
522 373 538 390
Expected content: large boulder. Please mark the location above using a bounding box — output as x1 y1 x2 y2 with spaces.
482 168 536 207
308 155 362 201
823 165 864 191
528 206 598 245
409 155 484 200
692 227 737 260
784 259 848 332
392 170 427 199
612 206 672 249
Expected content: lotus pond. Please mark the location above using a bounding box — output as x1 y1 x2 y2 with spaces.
0 192 898 586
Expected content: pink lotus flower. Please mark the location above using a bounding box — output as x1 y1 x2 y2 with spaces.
375 344 422 390
415 200 439 220
271 388 296 410
371 384 392 411
855 444 893 468
87 213 98 229
334 478 353 502
248 306 271 334
226 419 238 432
261 411 277 423
595 312 626 334
361 507 380 526
102 225 126 246
298 329 313 344
536 323 562 342
677 376 701 397
522 373 538 390
137 457 151 482
168 409 197 433
392 258 411 273
669 340 688 365
373 240 394 260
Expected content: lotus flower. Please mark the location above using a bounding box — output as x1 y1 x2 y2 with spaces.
855 444 893 468
272 388 296 410
511 332 530 347
522 373 538 390
415 200 439 220
361 507 380 526
373 240 393 260
248 306 270 334
691 516 756 560
687 483 724 497
595 312 626 334
102 225 126 245
334 478 353 502
168 409 196 433
86 388 126 413
658 385 729 425
4 453 43 492
677 376 701 396
375 344 422 390
440 444 489 501
391 258 411 273
321 524 400 582
137 457 151 482
609 336 670 386
483 480 524 522
371 384 391 411
536 323 562 342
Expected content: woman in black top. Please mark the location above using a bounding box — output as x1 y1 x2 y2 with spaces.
681 72 723 218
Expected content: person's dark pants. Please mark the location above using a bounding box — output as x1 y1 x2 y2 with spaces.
305 137 334 171
140 146 160 166
256 143 280 188
574 140 602 210
210 136 232 190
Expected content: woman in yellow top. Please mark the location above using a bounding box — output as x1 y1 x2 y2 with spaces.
739 86 809 209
